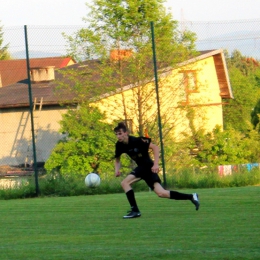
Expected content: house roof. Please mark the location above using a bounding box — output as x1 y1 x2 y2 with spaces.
0 57 76 87
0 49 233 109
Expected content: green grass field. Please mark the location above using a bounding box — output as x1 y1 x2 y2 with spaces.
0 186 259 260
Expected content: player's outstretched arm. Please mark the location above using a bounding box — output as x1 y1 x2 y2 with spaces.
115 157 121 177
149 142 160 173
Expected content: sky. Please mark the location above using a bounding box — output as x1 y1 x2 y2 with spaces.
0 0 260 26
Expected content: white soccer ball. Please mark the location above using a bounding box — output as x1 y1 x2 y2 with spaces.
85 173 101 188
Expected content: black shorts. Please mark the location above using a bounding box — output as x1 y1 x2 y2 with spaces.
130 166 161 190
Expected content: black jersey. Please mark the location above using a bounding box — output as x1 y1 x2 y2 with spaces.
115 136 153 167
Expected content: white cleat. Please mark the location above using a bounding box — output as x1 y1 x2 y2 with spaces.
191 193 200 211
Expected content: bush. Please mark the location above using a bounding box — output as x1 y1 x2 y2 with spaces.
0 167 259 200
166 166 260 189
0 179 36 199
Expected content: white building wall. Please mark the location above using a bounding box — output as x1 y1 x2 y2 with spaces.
0 107 67 166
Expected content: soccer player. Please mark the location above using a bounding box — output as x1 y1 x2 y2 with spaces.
114 122 200 219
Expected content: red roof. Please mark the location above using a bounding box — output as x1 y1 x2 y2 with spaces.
0 57 75 87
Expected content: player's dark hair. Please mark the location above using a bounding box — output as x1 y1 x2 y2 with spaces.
114 122 128 132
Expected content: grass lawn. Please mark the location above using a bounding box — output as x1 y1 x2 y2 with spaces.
0 186 259 260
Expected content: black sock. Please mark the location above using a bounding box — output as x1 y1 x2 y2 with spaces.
170 190 193 200
126 189 139 212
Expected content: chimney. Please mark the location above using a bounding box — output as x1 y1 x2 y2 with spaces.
0 73 2 88
30 66 55 82
110 49 133 61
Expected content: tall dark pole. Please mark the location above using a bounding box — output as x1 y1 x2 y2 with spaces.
150 22 167 188
24 25 40 196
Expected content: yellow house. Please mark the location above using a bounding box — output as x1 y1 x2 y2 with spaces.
0 49 233 169
94 49 233 139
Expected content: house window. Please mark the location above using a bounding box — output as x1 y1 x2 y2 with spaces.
178 70 198 104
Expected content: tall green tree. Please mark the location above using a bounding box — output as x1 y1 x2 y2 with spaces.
55 0 201 176
62 0 197 137
223 50 260 132
64 0 196 62
251 99 260 132
0 22 11 60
